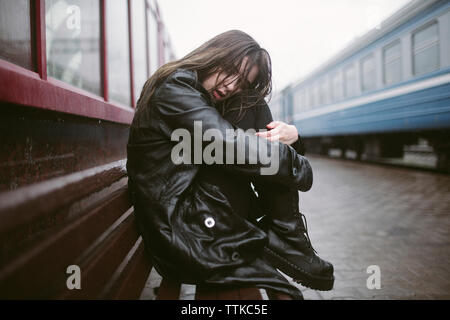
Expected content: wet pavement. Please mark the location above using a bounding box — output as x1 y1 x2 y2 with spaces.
294 155 450 300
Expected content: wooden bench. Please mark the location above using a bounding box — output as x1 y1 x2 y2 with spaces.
0 159 290 300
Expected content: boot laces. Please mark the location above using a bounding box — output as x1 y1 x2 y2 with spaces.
296 211 317 255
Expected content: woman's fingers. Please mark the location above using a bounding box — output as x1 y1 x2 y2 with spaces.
256 127 280 138
266 134 280 142
266 121 281 129
256 121 298 145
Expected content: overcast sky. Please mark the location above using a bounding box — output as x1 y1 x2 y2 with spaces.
157 0 412 94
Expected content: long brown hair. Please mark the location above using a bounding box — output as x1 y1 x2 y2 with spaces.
136 30 272 123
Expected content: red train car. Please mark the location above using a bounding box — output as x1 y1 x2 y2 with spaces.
0 0 175 190
0 0 176 299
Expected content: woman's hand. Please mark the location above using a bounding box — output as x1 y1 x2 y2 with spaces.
255 121 299 145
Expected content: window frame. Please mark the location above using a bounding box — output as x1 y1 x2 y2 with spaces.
343 64 356 98
318 77 328 106
382 39 402 85
0 0 170 125
331 71 343 102
411 20 440 77
360 53 376 92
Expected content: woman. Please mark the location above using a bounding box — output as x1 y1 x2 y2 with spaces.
126 30 334 299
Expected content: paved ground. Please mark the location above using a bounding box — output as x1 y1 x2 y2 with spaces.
295 156 450 300
141 156 450 300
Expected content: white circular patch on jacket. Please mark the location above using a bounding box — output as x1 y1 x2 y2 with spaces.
204 217 215 228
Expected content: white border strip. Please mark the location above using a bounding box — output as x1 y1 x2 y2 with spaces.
294 72 450 121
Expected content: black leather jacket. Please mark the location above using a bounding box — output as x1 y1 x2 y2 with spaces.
126 69 312 298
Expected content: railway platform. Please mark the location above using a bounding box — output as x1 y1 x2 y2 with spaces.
294 156 450 300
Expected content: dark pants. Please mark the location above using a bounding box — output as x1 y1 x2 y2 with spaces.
197 101 292 220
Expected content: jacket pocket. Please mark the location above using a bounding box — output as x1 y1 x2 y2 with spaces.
173 180 267 277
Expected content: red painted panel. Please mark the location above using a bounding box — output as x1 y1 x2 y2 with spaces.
0 59 134 124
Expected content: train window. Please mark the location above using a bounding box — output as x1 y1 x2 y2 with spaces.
383 40 402 85
106 0 131 106
303 87 309 110
147 8 159 75
293 90 302 113
360 54 376 92
313 83 320 108
46 0 101 96
344 65 357 98
307 86 315 109
270 99 281 120
319 79 328 106
300 88 307 111
0 0 33 70
412 22 439 76
131 0 148 106
331 72 343 102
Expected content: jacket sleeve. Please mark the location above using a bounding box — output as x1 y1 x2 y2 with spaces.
291 134 306 156
152 69 312 191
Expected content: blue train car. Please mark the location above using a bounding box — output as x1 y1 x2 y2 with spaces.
271 0 450 170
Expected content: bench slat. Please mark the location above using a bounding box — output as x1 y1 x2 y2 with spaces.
101 237 152 299
0 187 132 299
0 160 127 235
58 211 139 299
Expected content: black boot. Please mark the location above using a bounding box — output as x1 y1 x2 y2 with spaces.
252 183 335 291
